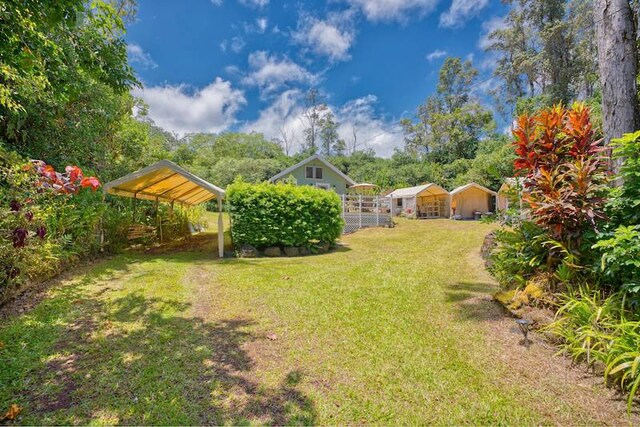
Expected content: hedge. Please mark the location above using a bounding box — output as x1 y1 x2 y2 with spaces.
227 181 344 249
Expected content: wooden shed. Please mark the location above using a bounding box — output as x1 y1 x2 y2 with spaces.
450 182 497 220
389 183 450 218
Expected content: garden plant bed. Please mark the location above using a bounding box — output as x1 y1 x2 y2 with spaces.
1 218 638 425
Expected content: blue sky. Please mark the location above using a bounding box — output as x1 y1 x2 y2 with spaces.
125 0 507 156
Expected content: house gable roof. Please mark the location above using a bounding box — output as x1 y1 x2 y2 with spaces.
269 154 356 185
389 183 449 198
451 182 497 196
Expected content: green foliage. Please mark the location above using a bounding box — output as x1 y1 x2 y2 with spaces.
592 225 640 298
549 287 623 367
549 288 640 413
604 322 640 413
489 221 548 288
607 131 640 226
401 57 496 163
227 181 344 249
0 145 196 301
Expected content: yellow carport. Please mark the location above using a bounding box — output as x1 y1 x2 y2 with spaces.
103 160 226 257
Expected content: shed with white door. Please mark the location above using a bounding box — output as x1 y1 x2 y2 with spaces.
389 183 450 218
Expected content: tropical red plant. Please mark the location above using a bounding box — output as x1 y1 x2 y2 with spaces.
512 103 608 244
31 160 101 194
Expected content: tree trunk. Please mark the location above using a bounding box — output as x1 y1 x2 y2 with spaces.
594 0 640 175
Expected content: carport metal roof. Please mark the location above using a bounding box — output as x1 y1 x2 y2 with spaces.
103 160 225 205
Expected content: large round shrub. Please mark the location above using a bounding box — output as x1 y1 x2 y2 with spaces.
227 181 344 249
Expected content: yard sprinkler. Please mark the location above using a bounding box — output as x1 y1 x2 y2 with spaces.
516 318 532 347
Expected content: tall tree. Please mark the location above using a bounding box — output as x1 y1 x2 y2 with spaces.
486 0 597 111
318 110 342 156
300 89 328 154
594 0 640 173
402 57 495 163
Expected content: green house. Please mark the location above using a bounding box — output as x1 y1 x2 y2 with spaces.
269 154 356 194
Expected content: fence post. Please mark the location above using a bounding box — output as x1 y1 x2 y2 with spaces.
358 195 362 229
341 194 345 218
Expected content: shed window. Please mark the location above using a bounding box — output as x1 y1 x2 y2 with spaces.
396 198 403 207
305 166 323 180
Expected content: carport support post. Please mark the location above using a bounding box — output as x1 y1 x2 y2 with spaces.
217 197 224 258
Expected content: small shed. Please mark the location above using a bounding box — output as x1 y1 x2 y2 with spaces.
103 160 226 257
389 183 450 218
450 182 497 220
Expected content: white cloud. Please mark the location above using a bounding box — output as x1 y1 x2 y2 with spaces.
256 17 268 33
211 0 222 5
346 0 438 23
478 15 507 50
336 95 404 157
238 0 269 8
240 89 305 146
241 92 403 157
230 37 245 53
241 51 317 96
426 49 447 61
220 36 246 53
132 78 246 136
127 43 157 69
440 0 489 28
293 12 355 62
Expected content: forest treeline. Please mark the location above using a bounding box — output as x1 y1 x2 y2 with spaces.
0 0 618 194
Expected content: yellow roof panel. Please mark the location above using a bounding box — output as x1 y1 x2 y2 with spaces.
103 160 224 205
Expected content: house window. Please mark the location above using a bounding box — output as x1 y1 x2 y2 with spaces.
305 166 323 180
396 198 403 207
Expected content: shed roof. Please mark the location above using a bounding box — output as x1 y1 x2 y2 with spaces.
499 177 526 193
103 160 224 205
451 182 497 196
389 183 449 198
269 154 356 185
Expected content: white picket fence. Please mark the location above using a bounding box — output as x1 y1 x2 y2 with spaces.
341 195 393 234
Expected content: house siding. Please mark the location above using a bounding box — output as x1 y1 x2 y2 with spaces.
277 159 350 194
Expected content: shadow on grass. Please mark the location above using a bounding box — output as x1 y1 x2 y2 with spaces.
0 259 315 425
445 280 505 323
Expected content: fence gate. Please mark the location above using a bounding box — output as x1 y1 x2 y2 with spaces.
341 195 393 234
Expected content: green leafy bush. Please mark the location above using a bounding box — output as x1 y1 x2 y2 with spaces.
227 181 344 249
607 131 640 226
593 225 640 297
0 147 198 302
548 288 640 413
489 221 548 288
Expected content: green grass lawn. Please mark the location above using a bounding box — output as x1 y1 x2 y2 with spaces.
0 218 631 425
